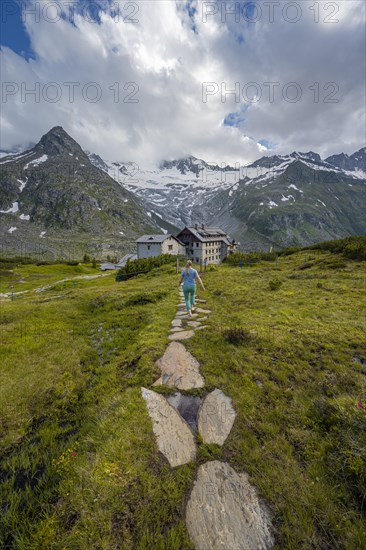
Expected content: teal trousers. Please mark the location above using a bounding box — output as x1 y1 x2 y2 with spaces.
183 283 196 311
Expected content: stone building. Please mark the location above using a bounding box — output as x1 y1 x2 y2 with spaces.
176 225 238 264
136 234 186 259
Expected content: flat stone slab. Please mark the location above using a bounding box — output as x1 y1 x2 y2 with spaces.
168 330 195 341
186 461 274 549
171 319 182 327
170 327 185 333
153 341 205 389
196 308 211 314
198 389 236 445
179 314 198 320
141 387 196 467
187 321 201 328
196 325 208 330
167 392 202 433
196 299 206 303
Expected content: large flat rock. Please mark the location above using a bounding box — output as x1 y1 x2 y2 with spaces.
168 330 195 341
187 320 201 328
153 341 205 389
186 461 274 549
141 387 196 467
196 308 211 314
198 389 236 445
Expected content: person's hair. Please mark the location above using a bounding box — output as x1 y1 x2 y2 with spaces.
185 260 192 274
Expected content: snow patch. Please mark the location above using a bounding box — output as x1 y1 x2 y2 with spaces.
24 155 48 170
317 199 327 207
40 231 46 238
269 200 278 207
19 214 30 220
288 184 303 193
17 178 28 192
1 202 19 214
8 226 17 233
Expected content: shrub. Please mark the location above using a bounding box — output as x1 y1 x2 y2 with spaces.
305 236 366 261
223 327 254 345
125 291 167 306
116 254 177 281
224 251 277 266
269 277 282 291
66 261 79 266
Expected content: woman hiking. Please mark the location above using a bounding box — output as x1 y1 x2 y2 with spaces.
178 260 205 317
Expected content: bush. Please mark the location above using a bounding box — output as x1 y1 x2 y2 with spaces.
269 277 282 291
305 236 366 261
66 261 79 266
116 254 177 281
223 327 254 345
125 291 167 306
224 251 272 265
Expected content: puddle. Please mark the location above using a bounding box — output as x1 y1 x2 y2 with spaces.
167 392 202 433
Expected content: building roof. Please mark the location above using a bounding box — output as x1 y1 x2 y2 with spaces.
178 226 233 245
116 253 137 267
136 234 171 243
136 234 185 246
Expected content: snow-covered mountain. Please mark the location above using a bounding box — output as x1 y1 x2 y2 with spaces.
87 148 366 247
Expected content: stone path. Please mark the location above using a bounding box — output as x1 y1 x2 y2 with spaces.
140 288 274 548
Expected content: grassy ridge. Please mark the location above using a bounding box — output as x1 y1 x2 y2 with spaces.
0 253 365 548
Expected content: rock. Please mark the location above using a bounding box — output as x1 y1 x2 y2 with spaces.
198 389 236 445
167 392 202 433
141 387 196 467
170 327 185 333
171 319 182 327
196 325 208 330
179 314 198 320
186 461 274 549
196 299 206 303
187 321 201 328
168 330 195 341
196 308 211 314
175 311 190 317
153 341 205 389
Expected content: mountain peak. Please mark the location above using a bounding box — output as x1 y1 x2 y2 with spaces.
35 126 87 158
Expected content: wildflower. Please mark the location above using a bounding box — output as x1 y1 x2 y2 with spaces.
357 402 364 409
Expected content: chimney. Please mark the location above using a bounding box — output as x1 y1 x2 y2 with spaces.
195 223 198 230
201 223 205 230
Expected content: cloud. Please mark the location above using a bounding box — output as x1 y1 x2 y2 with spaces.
1 0 365 166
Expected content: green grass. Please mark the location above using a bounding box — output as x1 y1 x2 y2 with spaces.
0 262 102 294
1 253 365 548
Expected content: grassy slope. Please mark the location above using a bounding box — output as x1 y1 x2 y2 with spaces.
0 254 365 548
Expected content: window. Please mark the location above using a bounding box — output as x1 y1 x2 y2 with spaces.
196 242 199 247
147 245 151 250
168 245 173 250
196 257 199 263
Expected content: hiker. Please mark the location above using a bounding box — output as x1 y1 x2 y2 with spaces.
178 260 205 317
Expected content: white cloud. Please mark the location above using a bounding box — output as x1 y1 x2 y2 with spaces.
1 0 365 166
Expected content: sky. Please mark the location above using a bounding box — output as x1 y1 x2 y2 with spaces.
1 0 365 167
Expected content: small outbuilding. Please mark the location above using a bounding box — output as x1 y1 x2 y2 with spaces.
136 234 186 259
